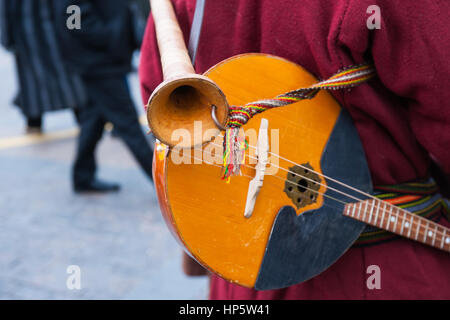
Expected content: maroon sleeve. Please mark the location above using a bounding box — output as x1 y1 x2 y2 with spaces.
340 0 450 173
138 13 162 106
138 0 195 107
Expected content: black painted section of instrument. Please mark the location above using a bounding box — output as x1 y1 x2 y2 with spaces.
254 109 373 290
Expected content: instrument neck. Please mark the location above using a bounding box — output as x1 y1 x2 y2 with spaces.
343 199 450 252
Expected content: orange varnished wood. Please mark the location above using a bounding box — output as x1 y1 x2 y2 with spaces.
153 54 342 288
153 141 217 275
153 143 181 245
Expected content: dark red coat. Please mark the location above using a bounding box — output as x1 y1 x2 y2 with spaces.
139 0 450 299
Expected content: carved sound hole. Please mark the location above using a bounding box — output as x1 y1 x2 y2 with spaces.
284 163 321 209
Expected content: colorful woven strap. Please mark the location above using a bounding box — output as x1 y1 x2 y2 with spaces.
354 178 450 246
222 63 376 180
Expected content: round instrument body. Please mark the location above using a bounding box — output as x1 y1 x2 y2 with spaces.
153 54 372 289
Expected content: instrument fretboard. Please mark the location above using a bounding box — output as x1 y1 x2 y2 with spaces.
344 199 450 252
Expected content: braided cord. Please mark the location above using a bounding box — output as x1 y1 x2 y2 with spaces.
222 63 376 180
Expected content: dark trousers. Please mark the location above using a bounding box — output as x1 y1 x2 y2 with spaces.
73 75 153 186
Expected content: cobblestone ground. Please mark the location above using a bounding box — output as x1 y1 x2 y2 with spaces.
0 49 209 299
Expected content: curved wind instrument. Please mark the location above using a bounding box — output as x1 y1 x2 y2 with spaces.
146 0 228 148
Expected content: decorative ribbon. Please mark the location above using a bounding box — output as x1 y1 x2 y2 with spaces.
222 63 377 180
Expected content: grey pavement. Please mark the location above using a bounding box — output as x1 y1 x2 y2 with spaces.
0 48 209 299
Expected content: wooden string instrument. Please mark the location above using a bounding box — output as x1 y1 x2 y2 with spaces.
147 0 450 290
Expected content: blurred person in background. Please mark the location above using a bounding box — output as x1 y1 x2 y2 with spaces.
53 0 154 193
135 0 151 19
0 0 85 133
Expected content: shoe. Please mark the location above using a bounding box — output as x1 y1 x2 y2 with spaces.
74 179 121 193
26 126 42 134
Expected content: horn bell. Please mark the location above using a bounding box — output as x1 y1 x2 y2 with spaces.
147 74 229 148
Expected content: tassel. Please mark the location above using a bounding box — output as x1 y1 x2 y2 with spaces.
222 127 247 182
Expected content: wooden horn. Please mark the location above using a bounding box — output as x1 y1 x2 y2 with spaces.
146 0 229 148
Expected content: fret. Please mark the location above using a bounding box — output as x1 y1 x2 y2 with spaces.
431 224 438 246
423 220 429 242
360 201 366 221
415 218 421 240
440 228 450 250
386 205 393 230
367 201 374 224
392 207 399 232
359 201 366 220
380 201 387 229
399 209 406 235
440 228 445 249
372 200 379 224
407 212 413 238
351 203 356 217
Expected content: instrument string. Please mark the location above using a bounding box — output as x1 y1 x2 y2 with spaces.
215 135 383 203
218 147 447 239
210 141 363 203
210 137 444 228
189 152 447 241
193 154 348 205
182 150 448 241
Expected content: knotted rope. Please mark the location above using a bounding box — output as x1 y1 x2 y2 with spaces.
222 63 377 181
